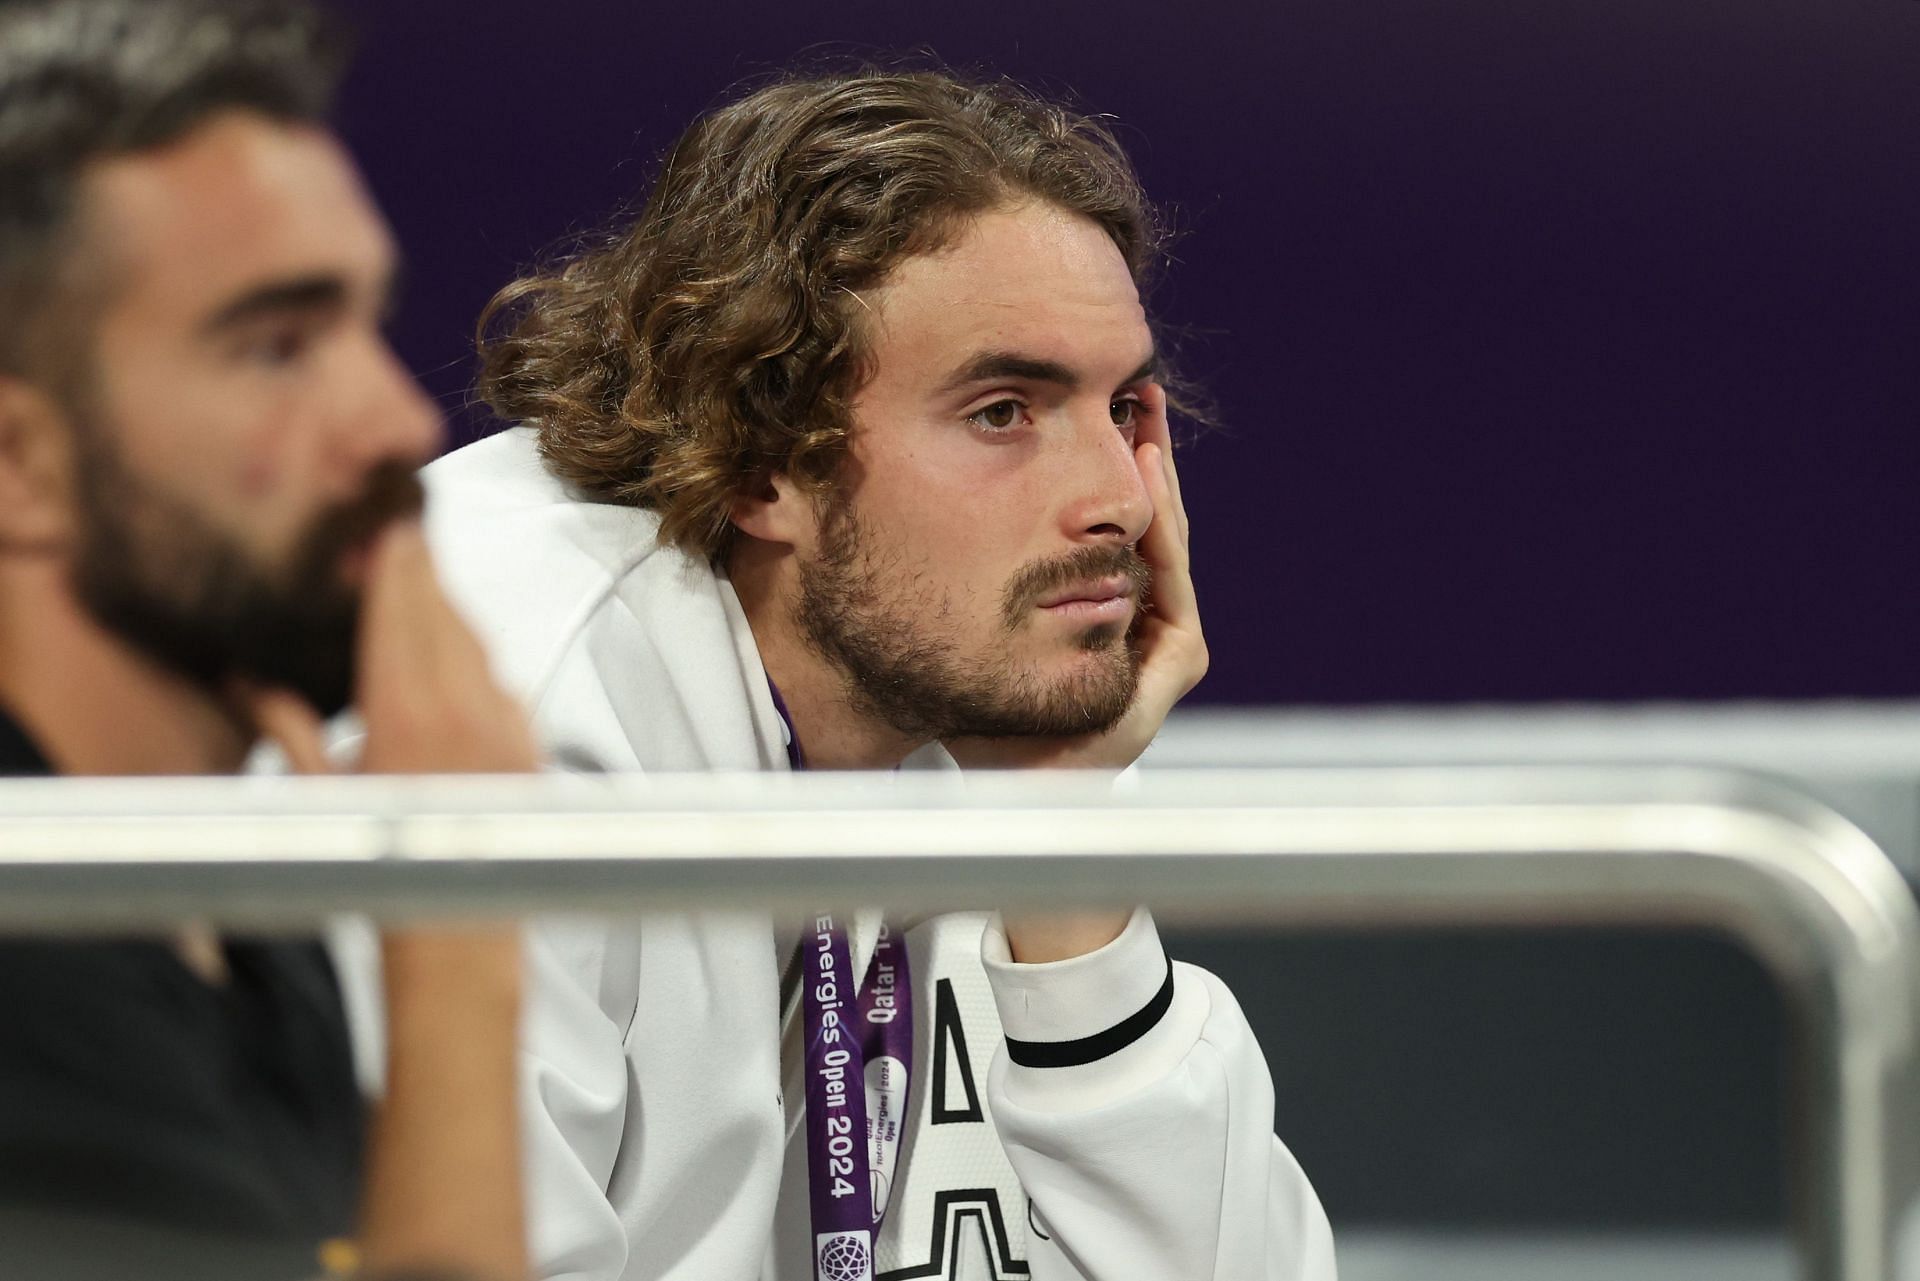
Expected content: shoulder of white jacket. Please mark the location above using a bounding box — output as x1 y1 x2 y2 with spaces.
424 425 650 530
418 426 707 675
424 424 675 589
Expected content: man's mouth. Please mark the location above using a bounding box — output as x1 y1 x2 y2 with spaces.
306 461 426 592
1035 576 1137 623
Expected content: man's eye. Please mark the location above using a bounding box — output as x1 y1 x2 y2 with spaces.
967 400 1023 431
241 325 313 367
1111 397 1141 428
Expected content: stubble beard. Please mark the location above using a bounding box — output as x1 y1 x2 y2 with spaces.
794 499 1151 742
66 412 422 718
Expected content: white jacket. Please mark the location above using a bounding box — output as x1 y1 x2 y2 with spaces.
411 426 1336 1281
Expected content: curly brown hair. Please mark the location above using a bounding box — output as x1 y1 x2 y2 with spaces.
476 67 1167 560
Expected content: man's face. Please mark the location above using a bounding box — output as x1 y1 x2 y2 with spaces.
58 112 437 715
796 201 1158 740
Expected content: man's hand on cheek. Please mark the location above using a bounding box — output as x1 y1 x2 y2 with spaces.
947 384 1204 962
946 382 1207 773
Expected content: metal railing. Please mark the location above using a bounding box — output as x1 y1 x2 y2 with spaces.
1146 701 1920 871
1 765 1916 1281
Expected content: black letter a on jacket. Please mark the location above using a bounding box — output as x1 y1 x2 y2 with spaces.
931 978 984 1124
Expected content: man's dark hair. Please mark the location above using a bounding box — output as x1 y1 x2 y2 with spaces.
0 0 347 379
478 68 1171 561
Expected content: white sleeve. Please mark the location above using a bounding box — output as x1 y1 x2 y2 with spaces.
519 919 642 1281
981 910 1337 1281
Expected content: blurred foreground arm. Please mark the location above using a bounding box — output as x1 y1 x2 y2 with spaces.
358 930 525 1281
253 523 537 1281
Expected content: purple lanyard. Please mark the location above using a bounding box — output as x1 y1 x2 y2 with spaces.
773 684 916 1281
803 914 913 1280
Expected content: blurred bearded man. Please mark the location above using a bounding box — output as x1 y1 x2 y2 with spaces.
0 2 534 1278
421 69 1336 1281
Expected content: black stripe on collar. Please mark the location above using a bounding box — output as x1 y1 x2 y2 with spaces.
1003 955 1175 1069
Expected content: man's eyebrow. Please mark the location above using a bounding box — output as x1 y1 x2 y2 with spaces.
937 351 1078 395
936 349 1160 396
199 274 349 335
1123 353 1160 387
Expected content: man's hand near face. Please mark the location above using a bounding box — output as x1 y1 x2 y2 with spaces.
945 382 1206 771
249 522 534 1281
945 384 1204 962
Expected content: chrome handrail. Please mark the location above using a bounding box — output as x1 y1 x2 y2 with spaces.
0 765 1915 1281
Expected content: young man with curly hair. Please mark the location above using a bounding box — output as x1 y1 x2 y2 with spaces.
419 70 1335 1281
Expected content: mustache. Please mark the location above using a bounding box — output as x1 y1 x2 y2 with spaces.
290 460 426 589
1001 543 1152 628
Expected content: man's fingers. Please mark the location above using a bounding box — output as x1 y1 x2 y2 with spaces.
359 520 496 713
1133 382 1172 453
366 518 498 685
357 520 440 694
1137 442 1198 624
1132 434 1207 711
353 514 543 776
1163 438 1189 546
243 686 335 774
1133 383 1189 547
1142 384 1189 545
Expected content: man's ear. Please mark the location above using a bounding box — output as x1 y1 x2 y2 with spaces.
0 377 78 552
727 471 817 552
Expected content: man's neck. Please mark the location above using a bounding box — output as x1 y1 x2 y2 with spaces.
0 568 250 776
726 541 925 771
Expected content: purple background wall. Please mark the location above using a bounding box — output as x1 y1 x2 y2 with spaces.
330 0 1919 709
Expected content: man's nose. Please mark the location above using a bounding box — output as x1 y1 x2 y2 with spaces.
1057 403 1153 545
330 336 442 475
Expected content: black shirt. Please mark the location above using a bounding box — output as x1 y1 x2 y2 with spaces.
0 705 365 1278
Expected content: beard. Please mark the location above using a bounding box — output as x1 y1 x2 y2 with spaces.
66 422 423 719
794 500 1151 741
